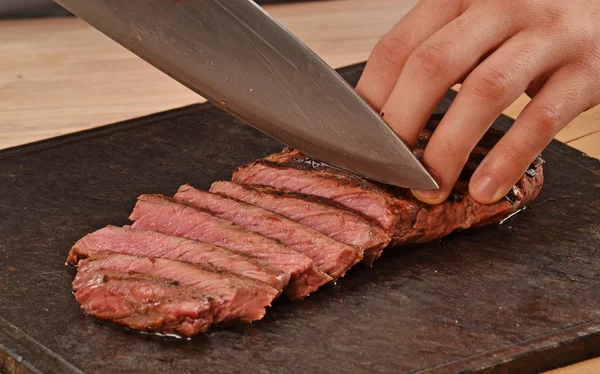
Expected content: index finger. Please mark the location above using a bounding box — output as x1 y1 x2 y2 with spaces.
355 0 467 112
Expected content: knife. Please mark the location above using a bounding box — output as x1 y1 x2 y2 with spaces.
54 0 438 190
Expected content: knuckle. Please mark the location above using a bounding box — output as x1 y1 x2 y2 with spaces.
408 43 449 80
435 138 463 160
529 104 562 134
530 3 575 33
372 35 412 71
467 68 514 104
571 54 598 73
498 143 529 167
452 14 475 35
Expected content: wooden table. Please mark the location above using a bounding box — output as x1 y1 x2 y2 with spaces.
0 1 598 372
2 0 600 157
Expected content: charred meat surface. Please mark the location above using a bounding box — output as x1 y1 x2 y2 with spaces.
174 184 362 279
76 252 278 323
232 118 544 245
74 270 215 337
209 182 390 265
233 154 406 233
68 225 288 290
129 194 331 299
67 115 545 336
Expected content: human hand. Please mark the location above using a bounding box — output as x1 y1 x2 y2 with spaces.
356 0 600 204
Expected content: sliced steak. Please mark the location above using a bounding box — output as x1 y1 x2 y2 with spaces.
209 182 391 265
174 184 362 279
68 225 288 290
233 153 405 232
232 118 544 245
129 194 330 299
75 252 278 323
74 270 215 336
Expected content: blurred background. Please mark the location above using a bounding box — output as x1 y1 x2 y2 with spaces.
0 0 70 18
0 0 310 19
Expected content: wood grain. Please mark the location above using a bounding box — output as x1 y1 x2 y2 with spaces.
2 0 598 156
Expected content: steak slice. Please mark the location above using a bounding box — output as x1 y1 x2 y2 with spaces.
68 225 288 290
129 194 330 299
209 182 391 265
75 252 278 323
174 184 362 279
74 270 215 336
232 149 411 233
232 118 544 245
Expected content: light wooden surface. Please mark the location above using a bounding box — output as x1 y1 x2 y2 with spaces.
1 0 599 158
547 357 600 374
0 1 598 372
0 0 417 150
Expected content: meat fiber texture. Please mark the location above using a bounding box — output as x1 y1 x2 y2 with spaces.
66 118 544 336
128 194 331 299
209 182 391 265
76 252 279 324
68 225 289 290
174 184 363 279
232 121 544 246
74 270 215 336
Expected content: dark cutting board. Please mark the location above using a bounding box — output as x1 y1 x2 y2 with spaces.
1 63 599 374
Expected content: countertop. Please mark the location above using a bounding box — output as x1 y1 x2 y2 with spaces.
0 0 598 372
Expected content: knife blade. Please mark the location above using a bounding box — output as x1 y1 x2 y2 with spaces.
54 0 438 190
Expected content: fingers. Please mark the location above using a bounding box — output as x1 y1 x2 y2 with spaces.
525 72 551 98
412 31 561 204
355 0 465 111
469 65 593 204
379 2 514 148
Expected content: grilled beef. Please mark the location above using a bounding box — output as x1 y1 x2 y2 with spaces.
233 155 404 232
128 194 331 299
68 225 288 290
68 115 545 336
74 270 215 336
232 120 544 245
75 252 278 323
174 184 362 279
209 182 391 265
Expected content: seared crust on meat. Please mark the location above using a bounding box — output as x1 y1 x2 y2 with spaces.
233 117 544 246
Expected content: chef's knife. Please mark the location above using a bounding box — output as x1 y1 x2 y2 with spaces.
54 0 438 190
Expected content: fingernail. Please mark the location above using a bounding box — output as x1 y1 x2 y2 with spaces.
411 168 446 204
471 173 499 202
411 188 444 204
